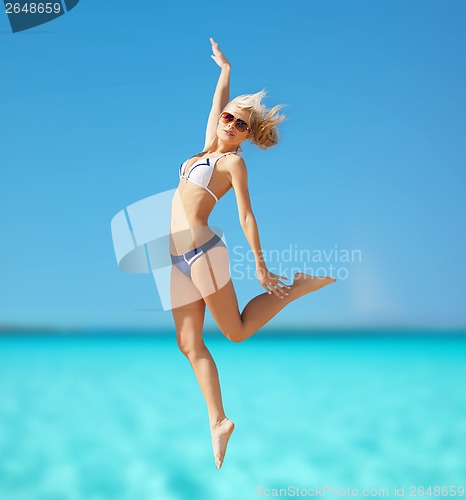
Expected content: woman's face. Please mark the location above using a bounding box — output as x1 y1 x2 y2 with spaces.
216 105 251 147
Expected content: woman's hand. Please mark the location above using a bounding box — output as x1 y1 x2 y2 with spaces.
256 267 291 299
210 37 230 69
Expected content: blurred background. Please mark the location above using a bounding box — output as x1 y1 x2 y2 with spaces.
1 1 465 499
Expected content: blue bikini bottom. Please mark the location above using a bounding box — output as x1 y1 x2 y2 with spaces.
170 233 226 279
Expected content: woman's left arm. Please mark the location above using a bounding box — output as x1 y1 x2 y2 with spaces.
203 38 231 151
228 156 291 297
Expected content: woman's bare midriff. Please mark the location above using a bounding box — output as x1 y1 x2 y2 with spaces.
170 160 231 255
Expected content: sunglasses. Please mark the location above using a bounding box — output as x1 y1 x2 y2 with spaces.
219 112 250 133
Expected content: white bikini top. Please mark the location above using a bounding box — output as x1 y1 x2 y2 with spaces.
179 151 239 203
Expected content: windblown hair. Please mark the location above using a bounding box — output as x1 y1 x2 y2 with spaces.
227 90 286 150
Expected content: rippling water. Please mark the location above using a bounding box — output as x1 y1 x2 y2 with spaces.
0 333 465 499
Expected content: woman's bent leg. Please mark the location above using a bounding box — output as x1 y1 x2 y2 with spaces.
239 273 336 339
191 247 336 342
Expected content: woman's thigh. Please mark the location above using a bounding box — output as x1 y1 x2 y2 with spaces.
170 263 203 310
190 245 231 298
190 246 243 339
170 266 206 352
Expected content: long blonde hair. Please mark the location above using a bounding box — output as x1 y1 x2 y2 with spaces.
227 89 286 150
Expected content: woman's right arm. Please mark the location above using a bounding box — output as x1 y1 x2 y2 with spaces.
203 38 231 151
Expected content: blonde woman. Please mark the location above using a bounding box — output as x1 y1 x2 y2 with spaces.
169 38 336 470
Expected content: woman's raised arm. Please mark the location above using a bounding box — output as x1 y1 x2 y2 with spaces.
203 38 231 151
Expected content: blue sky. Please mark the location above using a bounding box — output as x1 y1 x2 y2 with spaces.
0 0 464 331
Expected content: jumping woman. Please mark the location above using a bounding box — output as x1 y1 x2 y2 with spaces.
169 38 336 470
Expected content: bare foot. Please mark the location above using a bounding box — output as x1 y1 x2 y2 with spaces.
210 417 235 470
291 272 336 299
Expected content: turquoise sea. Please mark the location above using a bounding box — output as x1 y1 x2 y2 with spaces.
0 332 465 500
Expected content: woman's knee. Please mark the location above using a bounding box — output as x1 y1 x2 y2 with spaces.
227 334 243 343
221 325 247 343
177 336 206 357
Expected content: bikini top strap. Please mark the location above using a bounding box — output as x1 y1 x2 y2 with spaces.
216 151 239 160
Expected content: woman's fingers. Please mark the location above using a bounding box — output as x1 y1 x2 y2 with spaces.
268 282 289 298
276 279 291 289
263 285 272 295
210 38 225 59
209 38 230 67
271 274 291 292
259 271 291 297
277 284 289 297
277 275 291 287
276 279 290 296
